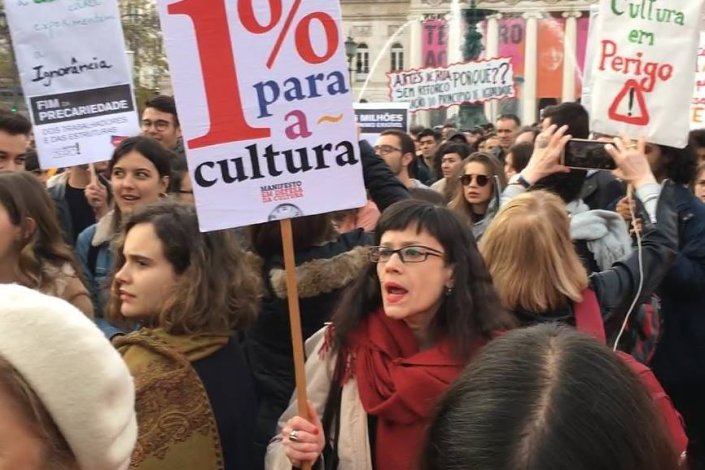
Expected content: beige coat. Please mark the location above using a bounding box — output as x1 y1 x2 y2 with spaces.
265 327 373 470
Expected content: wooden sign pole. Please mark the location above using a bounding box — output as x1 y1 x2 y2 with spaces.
280 218 312 470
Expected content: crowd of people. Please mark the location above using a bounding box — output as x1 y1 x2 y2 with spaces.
1 94 705 470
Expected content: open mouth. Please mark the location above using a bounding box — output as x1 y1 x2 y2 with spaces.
384 283 408 303
120 195 140 202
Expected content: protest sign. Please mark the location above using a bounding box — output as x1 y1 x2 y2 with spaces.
691 33 705 130
157 0 365 232
590 0 705 148
387 58 515 112
5 0 139 167
354 103 410 146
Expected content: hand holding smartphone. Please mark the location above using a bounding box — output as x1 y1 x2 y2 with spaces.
562 139 617 171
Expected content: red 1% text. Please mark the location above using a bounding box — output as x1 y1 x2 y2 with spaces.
167 0 340 149
238 0 339 69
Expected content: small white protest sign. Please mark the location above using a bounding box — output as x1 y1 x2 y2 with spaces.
157 0 365 231
590 0 705 148
354 103 410 146
387 58 515 112
5 0 139 167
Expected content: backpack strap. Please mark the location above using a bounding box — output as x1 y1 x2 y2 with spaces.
573 289 606 343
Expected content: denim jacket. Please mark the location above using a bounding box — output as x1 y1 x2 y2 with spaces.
75 211 124 338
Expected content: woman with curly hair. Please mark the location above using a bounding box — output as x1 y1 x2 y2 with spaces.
0 171 92 317
109 201 262 470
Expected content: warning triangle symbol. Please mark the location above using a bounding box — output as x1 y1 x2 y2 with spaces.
608 79 650 126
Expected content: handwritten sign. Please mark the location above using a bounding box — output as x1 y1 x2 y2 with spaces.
5 0 139 167
422 19 448 68
590 0 705 148
691 33 705 130
157 0 365 231
387 58 515 112
354 103 409 146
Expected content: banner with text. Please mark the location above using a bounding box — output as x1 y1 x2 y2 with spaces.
388 58 515 112
691 32 705 130
5 0 139 167
590 0 705 148
354 103 409 146
158 0 365 231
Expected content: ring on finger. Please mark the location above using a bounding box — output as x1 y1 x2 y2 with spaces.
289 430 300 442
626 144 638 149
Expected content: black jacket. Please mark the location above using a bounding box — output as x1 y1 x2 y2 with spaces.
245 140 409 468
652 185 705 383
516 181 678 340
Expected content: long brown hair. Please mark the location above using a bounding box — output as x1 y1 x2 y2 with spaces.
109 201 262 334
449 153 506 225
0 172 80 291
0 355 77 470
480 191 589 313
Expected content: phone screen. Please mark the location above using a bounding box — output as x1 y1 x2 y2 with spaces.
564 139 617 170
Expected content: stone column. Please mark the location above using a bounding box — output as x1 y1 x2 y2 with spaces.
521 12 540 125
484 13 502 122
407 14 429 126
561 11 582 103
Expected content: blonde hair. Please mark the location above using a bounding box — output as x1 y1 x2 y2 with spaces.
480 190 589 313
449 153 506 225
0 355 77 470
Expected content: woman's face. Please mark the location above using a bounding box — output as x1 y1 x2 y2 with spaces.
376 227 454 335
695 171 705 203
110 151 168 215
441 153 463 179
0 382 45 470
0 203 22 263
114 223 180 321
462 161 494 209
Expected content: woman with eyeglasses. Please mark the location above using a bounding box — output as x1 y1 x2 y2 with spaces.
448 152 506 240
265 199 515 470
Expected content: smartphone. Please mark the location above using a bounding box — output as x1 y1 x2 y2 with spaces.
563 139 617 171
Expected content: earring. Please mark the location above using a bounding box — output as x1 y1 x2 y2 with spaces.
445 286 454 296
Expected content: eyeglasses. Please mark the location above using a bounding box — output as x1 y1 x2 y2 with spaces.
459 174 490 187
369 245 445 264
374 145 402 155
175 189 193 195
141 119 172 131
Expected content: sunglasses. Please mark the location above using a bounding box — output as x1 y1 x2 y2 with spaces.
459 174 490 187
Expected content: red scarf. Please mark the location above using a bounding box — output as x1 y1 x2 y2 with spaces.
345 308 484 470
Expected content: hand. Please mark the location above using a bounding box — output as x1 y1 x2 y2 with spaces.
615 197 633 224
605 135 656 189
282 401 325 467
85 182 108 216
521 124 572 185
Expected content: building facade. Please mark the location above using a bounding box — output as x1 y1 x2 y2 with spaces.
342 0 598 127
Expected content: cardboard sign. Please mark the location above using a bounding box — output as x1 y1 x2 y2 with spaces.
691 32 705 130
5 0 139 167
354 103 409 146
387 58 515 112
157 0 366 231
590 0 705 148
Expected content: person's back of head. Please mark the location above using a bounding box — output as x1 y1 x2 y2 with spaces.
480 190 588 313
422 323 681 470
533 102 590 202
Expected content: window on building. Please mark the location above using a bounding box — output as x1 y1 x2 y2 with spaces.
356 43 370 79
390 43 404 72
